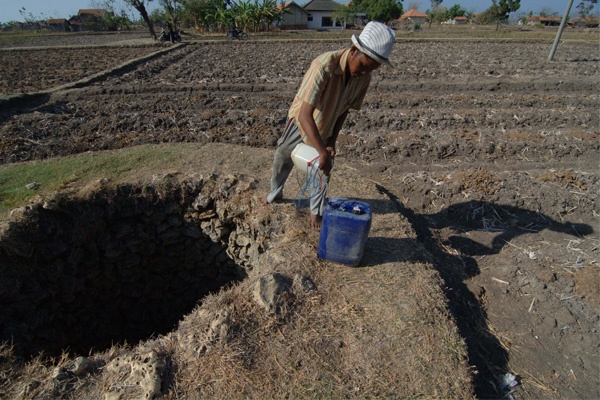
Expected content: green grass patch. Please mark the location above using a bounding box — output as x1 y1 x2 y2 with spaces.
0 145 185 215
199 25 599 43
0 32 49 46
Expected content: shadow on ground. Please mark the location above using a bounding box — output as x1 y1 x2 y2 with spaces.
0 93 52 125
357 186 594 399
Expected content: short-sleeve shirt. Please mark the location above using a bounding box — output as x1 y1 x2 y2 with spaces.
288 48 371 143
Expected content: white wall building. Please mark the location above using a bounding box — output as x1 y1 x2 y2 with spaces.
303 0 344 30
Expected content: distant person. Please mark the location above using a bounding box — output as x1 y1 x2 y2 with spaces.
264 21 396 229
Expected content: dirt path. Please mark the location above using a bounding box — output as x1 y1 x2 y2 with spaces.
0 34 598 399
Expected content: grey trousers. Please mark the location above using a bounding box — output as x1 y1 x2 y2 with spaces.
267 120 329 216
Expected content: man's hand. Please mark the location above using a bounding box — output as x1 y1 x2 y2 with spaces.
319 147 335 176
326 145 336 157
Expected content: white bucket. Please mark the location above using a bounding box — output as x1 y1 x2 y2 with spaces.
291 143 320 173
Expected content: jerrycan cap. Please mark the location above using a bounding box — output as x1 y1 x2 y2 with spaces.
338 202 367 215
352 205 364 215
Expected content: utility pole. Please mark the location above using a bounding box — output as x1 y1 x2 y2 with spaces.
548 0 575 61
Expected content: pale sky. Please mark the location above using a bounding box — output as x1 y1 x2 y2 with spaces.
0 0 588 23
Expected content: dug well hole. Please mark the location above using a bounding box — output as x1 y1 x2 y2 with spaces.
0 176 256 358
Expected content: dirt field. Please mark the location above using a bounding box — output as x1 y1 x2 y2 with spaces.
0 30 598 399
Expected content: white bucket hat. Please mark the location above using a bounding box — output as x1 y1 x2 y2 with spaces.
351 21 396 67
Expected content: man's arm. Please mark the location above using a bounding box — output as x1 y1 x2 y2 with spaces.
327 109 349 155
298 101 334 176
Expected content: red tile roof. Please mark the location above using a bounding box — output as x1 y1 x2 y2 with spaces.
527 16 561 22
401 9 428 19
78 9 106 17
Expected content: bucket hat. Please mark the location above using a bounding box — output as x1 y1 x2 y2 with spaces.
351 21 396 67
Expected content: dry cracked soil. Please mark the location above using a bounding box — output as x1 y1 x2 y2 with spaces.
0 30 598 399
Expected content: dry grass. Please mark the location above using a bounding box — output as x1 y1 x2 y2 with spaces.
166 187 474 398
0 145 474 399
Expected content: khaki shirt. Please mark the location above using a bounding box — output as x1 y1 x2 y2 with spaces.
288 48 371 143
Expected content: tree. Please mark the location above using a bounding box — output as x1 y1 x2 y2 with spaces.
426 0 443 28
539 7 554 17
406 1 420 10
103 10 133 30
427 6 445 26
160 0 184 30
347 0 404 23
480 0 520 30
178 0 281 33
5 21 21 31
333 4 354 28
447 4 465 18
150 7 168 27
125 0 158 39
180 0 228 32
92 0 133 31
577 0 598 18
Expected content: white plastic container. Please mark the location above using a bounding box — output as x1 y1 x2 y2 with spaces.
291 143 320 173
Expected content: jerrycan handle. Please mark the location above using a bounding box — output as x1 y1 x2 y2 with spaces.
327 198 348 210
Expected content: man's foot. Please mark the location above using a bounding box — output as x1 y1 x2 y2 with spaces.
263 192 283 206
310 214 322 230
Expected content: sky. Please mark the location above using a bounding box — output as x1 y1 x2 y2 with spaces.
0 0 588 23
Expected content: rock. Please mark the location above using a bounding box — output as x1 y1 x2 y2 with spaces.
52 366 73 381
253 273 291 314
71 356 93 376
232 234 248 248
193 192 213 210
105 350 165 400
293 274 316 293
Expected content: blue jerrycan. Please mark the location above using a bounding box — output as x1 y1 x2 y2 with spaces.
318 198 372 266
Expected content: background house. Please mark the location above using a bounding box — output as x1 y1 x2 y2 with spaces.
453 16 468 24
278 1 309 29
526 16 561 26
443 15 468 24
69 9 106 31
399 9 429 25
569 16 600 27
47 19 71 32
303 0 344 30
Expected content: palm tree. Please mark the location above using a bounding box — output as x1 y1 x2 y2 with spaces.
259 0 281 31
212 6 233 31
